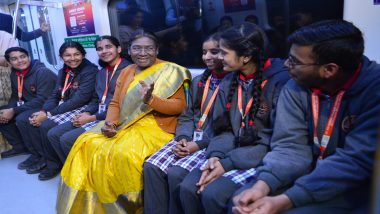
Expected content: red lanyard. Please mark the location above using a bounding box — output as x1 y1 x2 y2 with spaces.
17 71 26 101
61 70 73 102
312 90 345 159
238 85 254 128
237 77 268 128
197 76 219 130
101 58 122 104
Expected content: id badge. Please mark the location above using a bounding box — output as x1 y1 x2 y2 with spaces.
17 100 24 106
98 103 106 114
59 100 64 105
193 129 203 141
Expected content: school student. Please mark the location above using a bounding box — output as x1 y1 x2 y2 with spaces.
144 33 229 214
0 47 56 159
178 23 290 214
47 36 130 163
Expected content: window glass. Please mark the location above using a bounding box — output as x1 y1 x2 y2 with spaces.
37 6 57 66
109 0 343 68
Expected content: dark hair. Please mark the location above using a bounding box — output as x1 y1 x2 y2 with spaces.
128 29 159 48
193 33 222 109
217 23 266 146
4 47 29 62
220 15 233 24
94 35 122 68
288 20 364 73
245 15 258 24
59 41 86 57
120 6 144 26
162 31 184 47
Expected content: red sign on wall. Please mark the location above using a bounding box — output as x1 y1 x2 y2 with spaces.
223 0 256 13
63 1 95 36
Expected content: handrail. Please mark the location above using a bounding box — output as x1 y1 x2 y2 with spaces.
19 0 62 8
11 0 20 39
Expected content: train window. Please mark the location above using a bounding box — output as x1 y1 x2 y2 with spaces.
10 5 58 72
36 6 57 66
16 8 35 59
108 0 343 68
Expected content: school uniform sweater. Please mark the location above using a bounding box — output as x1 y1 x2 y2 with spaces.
175 70 231 149
205 58 290 173
83 59 130 120
42 58 98 115
7 60 56 114
256 56 380 207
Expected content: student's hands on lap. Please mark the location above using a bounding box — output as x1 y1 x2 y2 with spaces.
72 112 96 127
101 122 117 138
197 157 224 193
173 139 199 157
29 111 47 127
0 108 14 123
0 114 9 124
232 180 293 214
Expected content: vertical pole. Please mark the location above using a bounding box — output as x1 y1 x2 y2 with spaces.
12 0 21 39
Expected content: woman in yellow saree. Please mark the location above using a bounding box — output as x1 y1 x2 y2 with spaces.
56 30 191 214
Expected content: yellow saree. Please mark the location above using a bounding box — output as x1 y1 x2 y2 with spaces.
57 62 191 214
0 31 18 153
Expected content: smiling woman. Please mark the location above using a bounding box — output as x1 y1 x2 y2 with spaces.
57 30 191 214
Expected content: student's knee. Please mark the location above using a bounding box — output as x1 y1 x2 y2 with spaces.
40 119 56 132
167 166 188 184
15 111 32 126
143 162 161 177
47 128 59 144
201 178 237 211
178 169 200 199
201 183 220 205
60 132 75 154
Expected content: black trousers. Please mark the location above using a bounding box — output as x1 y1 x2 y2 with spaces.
180 168 240 214
47 121 85 163
0 108 39 152
143 163 190 214
16 109 45 157
17 116 61 169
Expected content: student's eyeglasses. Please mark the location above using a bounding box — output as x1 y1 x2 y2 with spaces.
285 55 320 69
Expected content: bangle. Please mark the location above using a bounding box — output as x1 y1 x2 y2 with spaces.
105 121 117 129
145 95 154 105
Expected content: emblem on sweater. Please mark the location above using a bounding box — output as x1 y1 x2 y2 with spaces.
72 81 80 89
341 115 356 133
29 84 36 93
257 100 269 119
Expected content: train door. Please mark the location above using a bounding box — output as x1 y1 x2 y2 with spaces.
8 2 60 73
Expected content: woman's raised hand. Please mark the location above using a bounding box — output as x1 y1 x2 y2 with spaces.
139 80 154 104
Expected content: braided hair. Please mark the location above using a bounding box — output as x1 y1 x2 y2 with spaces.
193 33 223 110
215 22 268 146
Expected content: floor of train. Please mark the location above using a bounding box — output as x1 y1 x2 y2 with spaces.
0 155 59 214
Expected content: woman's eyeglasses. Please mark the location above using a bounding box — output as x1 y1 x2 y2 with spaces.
130 45 156 54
